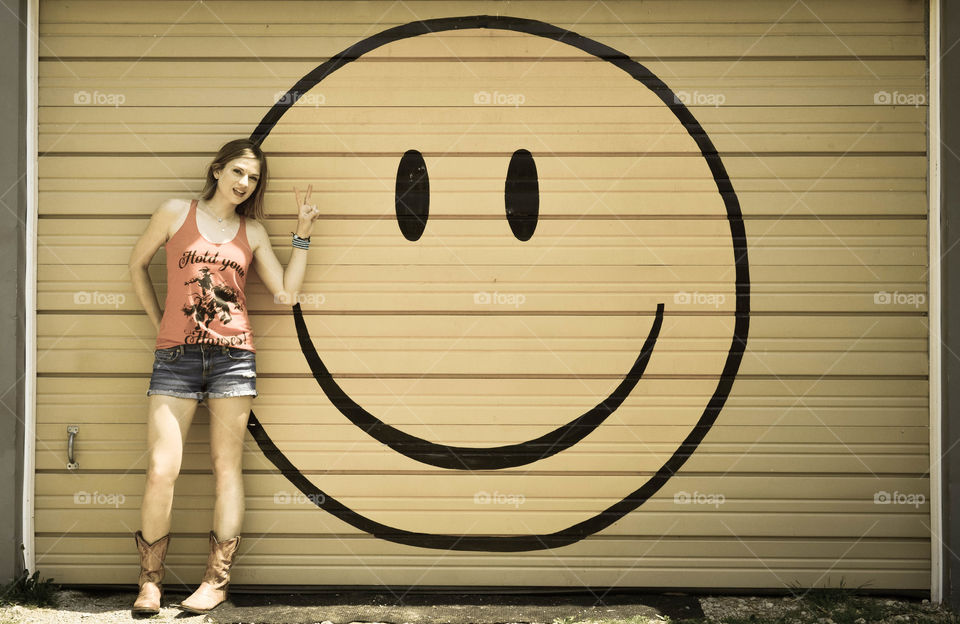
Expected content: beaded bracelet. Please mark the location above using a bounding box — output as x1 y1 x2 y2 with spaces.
292 233 311 250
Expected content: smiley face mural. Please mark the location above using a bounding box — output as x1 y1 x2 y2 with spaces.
244 15 749 552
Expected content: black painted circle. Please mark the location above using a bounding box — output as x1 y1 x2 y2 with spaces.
504 148 539 241
395 149 430 241
246 14 750 551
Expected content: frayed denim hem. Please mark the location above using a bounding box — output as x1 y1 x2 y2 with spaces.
205 390 258 399
147 389 257 400
146 389 203 401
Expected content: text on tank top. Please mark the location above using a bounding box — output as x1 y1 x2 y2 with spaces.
155 198 255 351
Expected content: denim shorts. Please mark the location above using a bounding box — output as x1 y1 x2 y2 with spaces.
147 344 257 401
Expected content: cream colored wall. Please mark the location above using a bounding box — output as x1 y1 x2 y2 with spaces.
36 0 929 588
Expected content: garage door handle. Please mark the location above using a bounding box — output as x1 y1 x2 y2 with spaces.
67 425 78 470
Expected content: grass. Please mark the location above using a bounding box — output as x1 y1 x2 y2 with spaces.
0 570 59 607
786 579 885 624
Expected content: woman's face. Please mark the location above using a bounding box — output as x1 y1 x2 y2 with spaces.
215 156 261 204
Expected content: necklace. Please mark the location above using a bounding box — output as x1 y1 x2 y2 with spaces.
199 200 236 233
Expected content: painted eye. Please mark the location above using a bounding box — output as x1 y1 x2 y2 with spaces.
504 149 539 241
395 149 429 241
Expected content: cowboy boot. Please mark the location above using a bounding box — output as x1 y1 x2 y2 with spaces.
132 530 170 615
174 530 241 614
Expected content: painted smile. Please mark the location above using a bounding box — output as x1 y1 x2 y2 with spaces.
292 302 665 470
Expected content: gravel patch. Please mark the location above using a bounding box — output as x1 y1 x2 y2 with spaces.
698 594 957 624
0 589 207 623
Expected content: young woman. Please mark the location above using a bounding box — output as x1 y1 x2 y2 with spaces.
127 138 319 615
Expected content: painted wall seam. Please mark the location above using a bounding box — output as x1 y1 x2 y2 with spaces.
22 0 38 576
928 0 943 604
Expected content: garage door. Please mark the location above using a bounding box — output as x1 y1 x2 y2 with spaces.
35 0 930 588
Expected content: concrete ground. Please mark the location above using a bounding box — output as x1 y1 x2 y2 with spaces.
213 589 703 624
10 587 703 624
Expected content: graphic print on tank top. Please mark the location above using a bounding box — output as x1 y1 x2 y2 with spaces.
181 265 244 333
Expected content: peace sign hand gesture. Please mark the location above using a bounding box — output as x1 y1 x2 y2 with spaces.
293 184 320 237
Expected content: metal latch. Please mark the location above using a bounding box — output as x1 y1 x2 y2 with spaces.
67 425 78 470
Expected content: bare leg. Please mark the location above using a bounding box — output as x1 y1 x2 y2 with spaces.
206 396 252 540
140 394 199 543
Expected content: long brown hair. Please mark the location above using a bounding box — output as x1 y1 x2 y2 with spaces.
200 138 268 221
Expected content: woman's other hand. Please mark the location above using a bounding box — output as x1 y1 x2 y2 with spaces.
293 184 320 238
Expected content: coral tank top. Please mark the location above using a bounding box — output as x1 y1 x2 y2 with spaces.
155 199 255 351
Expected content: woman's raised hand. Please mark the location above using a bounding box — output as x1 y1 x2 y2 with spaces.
293 184 320 237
